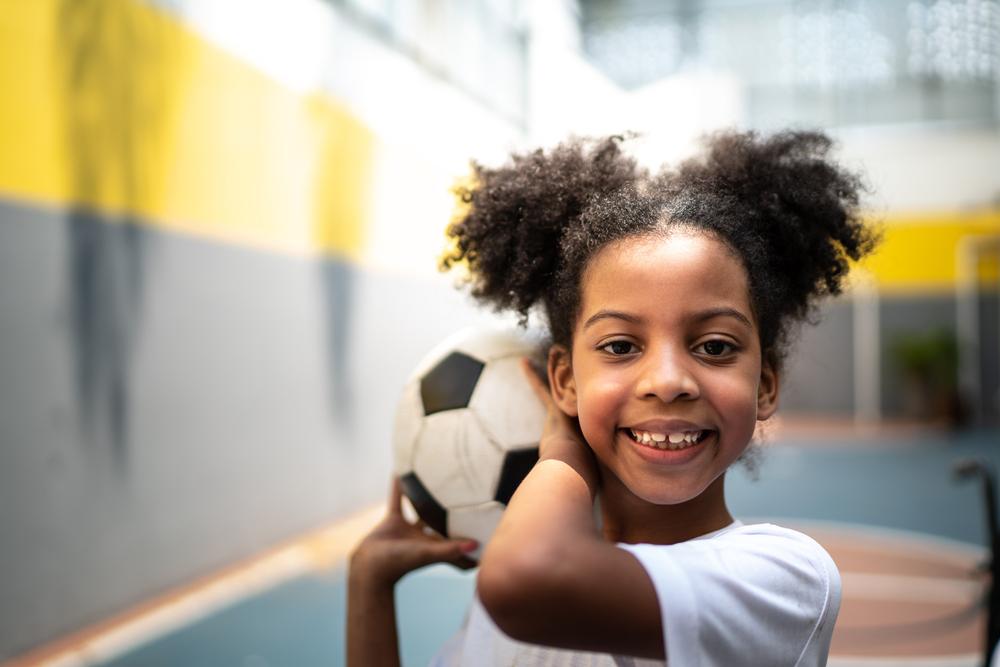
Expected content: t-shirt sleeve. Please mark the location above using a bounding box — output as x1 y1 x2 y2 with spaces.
617 526 841 667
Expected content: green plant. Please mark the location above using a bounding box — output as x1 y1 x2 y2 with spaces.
890 328 958 389
889 328 964 425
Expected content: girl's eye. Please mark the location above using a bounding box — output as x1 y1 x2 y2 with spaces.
699 340 734 356
601 340 637 356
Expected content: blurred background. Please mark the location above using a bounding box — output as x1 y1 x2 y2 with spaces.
0 0 998 665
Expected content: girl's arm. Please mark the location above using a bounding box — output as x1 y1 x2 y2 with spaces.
347 479 478 667
347 564 399 667
476 361 664 659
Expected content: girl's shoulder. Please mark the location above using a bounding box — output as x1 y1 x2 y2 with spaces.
704 519 833 547
623 520 840 589
696 521 838 574
617 521 841 666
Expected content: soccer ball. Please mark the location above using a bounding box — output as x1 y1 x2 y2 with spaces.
392 326 548 561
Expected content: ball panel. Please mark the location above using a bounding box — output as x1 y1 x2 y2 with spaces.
407 328 490 382
469 357 547 449
447 501 505 561
391 380 423 476
494 447 540 505
420 352 484 415
399 472 448 538
412 410 503 507
453 327 543 363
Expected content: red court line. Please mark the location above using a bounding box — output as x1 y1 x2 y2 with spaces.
790 521 988 662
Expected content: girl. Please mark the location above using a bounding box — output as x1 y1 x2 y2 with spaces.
348 131 878 666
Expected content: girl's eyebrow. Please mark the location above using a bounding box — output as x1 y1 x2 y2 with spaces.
691 306 754 330
582 309 643 330
582 307 754 330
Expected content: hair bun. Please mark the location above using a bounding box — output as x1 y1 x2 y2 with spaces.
669 130 877 332
442 137 642 321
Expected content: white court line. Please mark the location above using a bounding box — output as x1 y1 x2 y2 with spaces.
842 572 984 604
748 517 989 562
41 551 311 667
5 504 383 667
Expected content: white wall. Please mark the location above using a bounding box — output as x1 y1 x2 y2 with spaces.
835 125 1000 213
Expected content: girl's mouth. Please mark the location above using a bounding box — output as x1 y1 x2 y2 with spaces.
624 427 710 451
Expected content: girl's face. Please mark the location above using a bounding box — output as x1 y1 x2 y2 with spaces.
550 229 778 506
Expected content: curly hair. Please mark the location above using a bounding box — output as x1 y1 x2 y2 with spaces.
441 130 879 373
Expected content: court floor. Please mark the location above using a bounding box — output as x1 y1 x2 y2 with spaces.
10 427 1000 667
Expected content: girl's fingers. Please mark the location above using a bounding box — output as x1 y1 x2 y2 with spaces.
521 357 582 437
388 477 404 517
520 358 554 407
415 538 479 568
413 517 441 538
454 555 478 570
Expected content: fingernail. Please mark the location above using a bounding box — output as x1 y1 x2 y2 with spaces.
459 540 478 553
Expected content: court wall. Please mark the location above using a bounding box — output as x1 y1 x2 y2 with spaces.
0 0 523 659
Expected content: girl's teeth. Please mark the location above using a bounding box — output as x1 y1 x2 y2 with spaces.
630 429 704 450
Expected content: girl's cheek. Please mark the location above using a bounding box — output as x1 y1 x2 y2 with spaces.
580 381 623 422
577 390 625 448
712 371 758 406
576 411 603 445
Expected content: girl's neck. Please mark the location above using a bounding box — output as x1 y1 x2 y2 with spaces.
598 471 734 545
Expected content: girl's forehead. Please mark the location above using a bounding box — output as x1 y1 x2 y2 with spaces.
578 230 754 320
588 229 744 280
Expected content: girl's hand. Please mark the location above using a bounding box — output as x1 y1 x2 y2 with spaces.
350 478 478 588
520 359 599 490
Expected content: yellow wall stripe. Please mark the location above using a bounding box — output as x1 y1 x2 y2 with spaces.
861 210 1000 293
0 0 373 259
1 0 997 285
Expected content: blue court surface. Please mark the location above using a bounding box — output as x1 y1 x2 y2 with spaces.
86 428 999 666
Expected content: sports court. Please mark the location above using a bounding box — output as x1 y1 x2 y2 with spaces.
7 424 998 667
2 0 999 666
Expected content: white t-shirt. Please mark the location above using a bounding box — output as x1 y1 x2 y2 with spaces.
430 521 841 666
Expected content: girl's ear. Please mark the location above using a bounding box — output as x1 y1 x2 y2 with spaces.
547 344 579 417
757 363 780 421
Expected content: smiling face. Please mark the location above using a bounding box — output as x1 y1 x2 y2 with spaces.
550 229 778 507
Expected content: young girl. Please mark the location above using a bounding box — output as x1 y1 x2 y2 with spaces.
348 131 877 666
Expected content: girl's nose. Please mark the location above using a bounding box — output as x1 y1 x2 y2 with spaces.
634 348 700 403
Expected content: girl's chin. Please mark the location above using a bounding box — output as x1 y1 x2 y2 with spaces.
619 477 712 506
615 468 728 506
639 489 706 506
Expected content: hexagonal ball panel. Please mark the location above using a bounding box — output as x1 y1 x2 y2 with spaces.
469 356 546 449
420 352 484 415
447 500 505 561
412 410 503 508
399 472 447 538
408 328 487 382
494 447 539 505
391 380 423 476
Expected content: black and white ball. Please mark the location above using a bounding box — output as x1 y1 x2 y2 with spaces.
392 327 547 560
